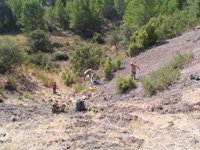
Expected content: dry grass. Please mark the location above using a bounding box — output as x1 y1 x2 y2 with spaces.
0 34 27 44
127 111 200 150
182 88 200 103
1 115 70 150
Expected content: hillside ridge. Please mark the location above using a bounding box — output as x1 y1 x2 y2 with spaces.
1 28 200 149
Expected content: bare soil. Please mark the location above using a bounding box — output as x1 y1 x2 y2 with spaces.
1 28 200 150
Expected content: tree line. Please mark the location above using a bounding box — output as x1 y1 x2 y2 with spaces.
0 0 200 57
0 0 199 34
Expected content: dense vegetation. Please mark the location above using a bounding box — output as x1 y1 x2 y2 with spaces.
0 0 199 91
0 0 199 35
0 37 24 73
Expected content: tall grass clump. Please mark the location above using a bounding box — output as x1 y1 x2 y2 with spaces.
142 51 193 96
61 72 74 86
116 76 136 93
33 67 54 87
5 74 18 90
74 83 85 93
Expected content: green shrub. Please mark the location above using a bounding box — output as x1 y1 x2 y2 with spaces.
29 53 49 67
100 58 106 66
120 23 138 46
108 31 121 50
49 62 60 68
116 76 136 93
114 56 122 70
88 105 98 113
66 42 70 46
71 45 102 73
52 42 63 48
61 72 66 80
74 83 85 93
142 78 154 96
0 37 24 73
26 29 52 54
15 92 23 100
51 52 69 61
0 90 2 95
169 51 194 68
142 51 193 96
92 32 105 44
23 92 34 99
64 72 73 86
104 57 113 78
0 2 15 33
129 18 159 57
158 10 198 40
5 74 18 90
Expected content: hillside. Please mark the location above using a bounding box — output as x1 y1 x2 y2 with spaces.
1 27 200 150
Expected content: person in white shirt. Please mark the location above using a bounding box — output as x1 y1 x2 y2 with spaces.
84 69 93 81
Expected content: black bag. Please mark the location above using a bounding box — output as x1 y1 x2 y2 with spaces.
195 76 200 80
190 74 195 80
76 99 85 112
190 75 200 80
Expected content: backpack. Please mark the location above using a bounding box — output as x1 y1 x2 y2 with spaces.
190 75 200 80
190 74 196 80
195 76 200 80
75 99 85 112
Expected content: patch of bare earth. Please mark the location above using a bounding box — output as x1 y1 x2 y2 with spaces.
1 28 200 149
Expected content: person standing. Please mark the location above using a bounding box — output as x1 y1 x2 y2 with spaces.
130 62 140 80
52 82 57 94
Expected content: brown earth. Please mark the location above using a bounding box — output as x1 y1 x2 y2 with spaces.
1 28 200 149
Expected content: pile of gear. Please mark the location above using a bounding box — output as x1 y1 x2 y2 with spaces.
190 74 200 80
52 103 66 113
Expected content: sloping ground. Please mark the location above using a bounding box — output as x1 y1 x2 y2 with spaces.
95 28 200 101
1 28 200 150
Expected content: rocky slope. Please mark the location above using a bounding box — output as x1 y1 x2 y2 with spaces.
1 28 200 150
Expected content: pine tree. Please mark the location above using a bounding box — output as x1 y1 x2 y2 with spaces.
0 2 15 33
55 0 64 24
114 0 125 17
123 0 156 27
101 0 115 19
68 0 87 30
10 0 24 27
21 0 45 34
160 0 179 15
46 6 55 26
89 0 102 26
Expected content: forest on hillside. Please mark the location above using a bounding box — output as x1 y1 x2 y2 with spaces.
0 0 200 78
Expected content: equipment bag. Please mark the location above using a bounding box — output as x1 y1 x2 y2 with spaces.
76 99 85 112
190 74 196 80
195 76 200 80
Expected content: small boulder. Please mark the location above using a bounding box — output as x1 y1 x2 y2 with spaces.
12 117 18 122
82 96 87 100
